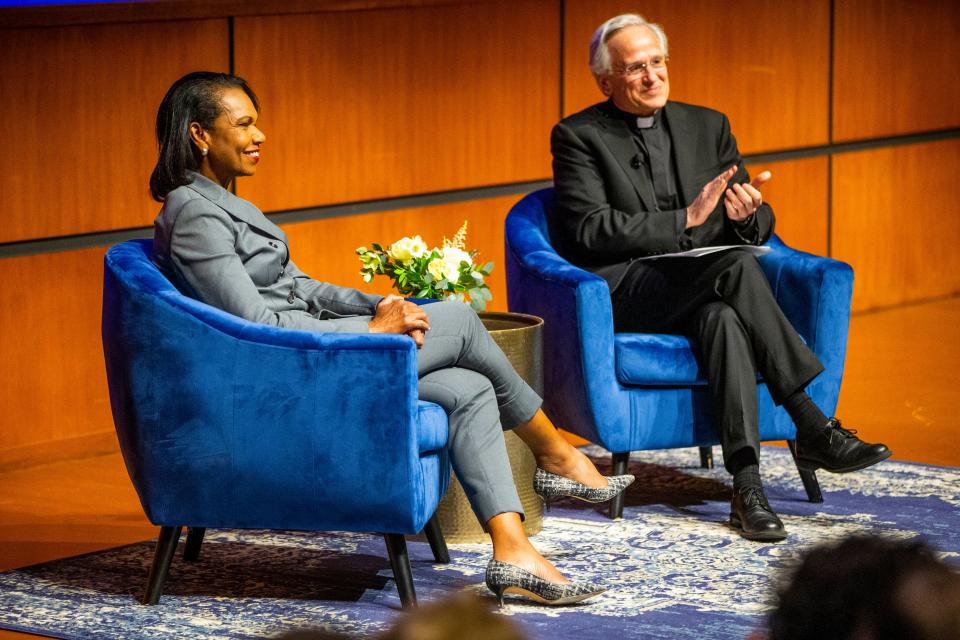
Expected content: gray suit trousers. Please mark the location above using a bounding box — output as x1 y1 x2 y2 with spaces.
416 302 542 524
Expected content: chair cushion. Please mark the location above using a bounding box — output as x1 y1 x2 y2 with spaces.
417 401 448 452
614 333 707 386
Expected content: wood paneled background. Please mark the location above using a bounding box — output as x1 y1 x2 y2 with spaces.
563 0 831 153
235 1 557 210
1 0 958 464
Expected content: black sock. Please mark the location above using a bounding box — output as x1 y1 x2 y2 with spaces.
784 390 829 438
728 448 761 491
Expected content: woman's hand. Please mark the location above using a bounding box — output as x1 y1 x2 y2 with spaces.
369 295 430 348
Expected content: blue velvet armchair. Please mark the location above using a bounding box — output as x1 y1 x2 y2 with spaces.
505 189 855 518
101 239 450 607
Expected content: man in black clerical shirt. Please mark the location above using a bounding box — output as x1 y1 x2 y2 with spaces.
549 13 892 541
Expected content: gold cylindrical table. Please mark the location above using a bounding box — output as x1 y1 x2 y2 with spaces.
427 311 545 543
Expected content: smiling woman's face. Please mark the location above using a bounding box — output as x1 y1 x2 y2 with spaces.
191 87 265 188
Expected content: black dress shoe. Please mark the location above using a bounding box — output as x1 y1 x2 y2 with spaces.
730 486 787 542
794 418 892 473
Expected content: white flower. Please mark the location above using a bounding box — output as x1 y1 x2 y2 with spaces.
387 235 428 265
427 247 471 281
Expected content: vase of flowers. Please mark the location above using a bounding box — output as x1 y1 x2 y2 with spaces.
356 221 494 311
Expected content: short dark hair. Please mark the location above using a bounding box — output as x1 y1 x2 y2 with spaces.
149 71 260 201
768 535 960 640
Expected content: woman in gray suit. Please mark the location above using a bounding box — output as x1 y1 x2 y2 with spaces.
150 72 634 606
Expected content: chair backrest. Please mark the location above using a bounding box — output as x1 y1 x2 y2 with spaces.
504 190 632 445
102 240 439 533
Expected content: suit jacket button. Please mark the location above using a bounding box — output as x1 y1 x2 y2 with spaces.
287 291 296 304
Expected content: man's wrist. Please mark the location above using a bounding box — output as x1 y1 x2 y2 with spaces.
734 213 755 227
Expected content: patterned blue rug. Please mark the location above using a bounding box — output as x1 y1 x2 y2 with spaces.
1 446 958 639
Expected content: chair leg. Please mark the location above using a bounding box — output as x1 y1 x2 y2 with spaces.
383 534 417 608
183 527 206 561
422 515 449 564
699 446 715 469
787 440 824 503
142 525 182 605
608 451 631 520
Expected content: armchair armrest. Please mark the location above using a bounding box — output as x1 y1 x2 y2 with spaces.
758 236 854 368
757 236 854 414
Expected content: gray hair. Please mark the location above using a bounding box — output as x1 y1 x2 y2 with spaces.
589 13 669 76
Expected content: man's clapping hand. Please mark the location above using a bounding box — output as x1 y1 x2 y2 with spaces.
724 171 771 223
686 165 737 229
686 166 772 229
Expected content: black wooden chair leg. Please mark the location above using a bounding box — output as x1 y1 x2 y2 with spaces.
699 446 715 469
183 527 206 561
142 525 182 605
787 439 824 503
608 451 631 520
422 515 449 564
383 534 417 608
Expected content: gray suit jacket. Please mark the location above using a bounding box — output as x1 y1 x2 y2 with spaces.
153 172 381 333
550 100 775 291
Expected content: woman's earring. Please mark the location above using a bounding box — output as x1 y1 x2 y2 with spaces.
200 147 208 157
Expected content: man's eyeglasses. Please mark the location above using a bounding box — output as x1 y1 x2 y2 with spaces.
616 56 668 78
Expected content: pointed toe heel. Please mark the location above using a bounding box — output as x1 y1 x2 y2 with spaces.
485 559 605 606
533 468 636 504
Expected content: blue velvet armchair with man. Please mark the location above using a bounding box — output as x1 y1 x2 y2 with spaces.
548 13 892 542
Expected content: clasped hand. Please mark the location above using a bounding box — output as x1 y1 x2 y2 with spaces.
368 295 430 348
686 166 772 229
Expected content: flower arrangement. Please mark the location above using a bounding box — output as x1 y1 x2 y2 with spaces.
356 221 494 311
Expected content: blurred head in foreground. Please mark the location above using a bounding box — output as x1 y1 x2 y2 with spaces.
767 535 960 640
379 591 526 640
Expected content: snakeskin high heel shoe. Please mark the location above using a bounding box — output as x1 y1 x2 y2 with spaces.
485 559 605 606
533 468 635 504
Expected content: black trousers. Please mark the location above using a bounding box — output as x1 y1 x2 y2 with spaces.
611 249 824 471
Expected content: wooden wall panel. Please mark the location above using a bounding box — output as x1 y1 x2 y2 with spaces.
281 194 520 312
832 139 960 312
563 0 829 153
234 0 559 212
833 0 960 141
0 248 113 453
745 157 829 256
0 19 229 244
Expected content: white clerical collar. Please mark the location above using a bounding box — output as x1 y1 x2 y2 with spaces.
636 115 656 129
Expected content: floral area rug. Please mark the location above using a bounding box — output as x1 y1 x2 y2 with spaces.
1 446 957 639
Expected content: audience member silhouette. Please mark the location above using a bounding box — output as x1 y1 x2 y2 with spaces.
765 535 960 640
